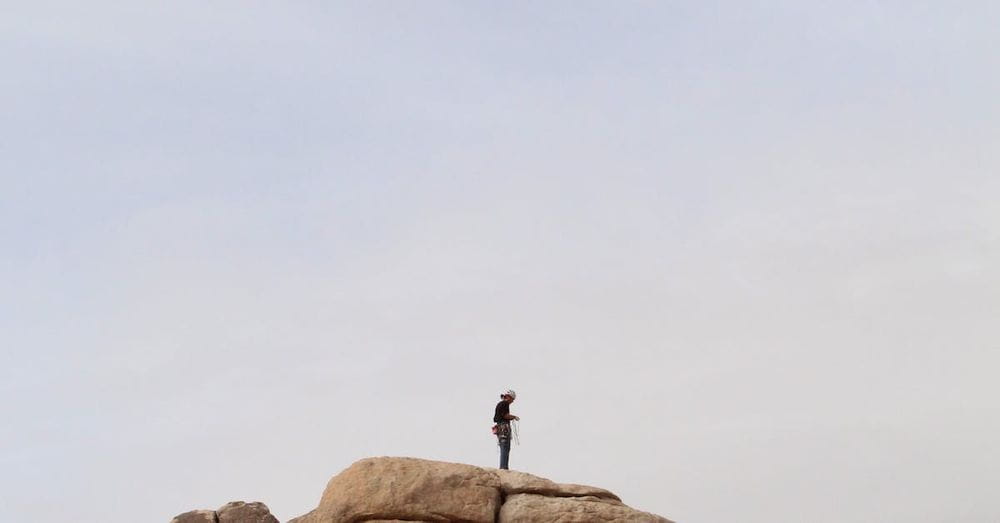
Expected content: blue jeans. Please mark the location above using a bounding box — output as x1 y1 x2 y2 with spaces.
499 437 511 469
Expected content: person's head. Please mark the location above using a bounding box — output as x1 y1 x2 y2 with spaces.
501 389 516 403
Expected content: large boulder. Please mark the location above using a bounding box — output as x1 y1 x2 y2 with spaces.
180 457 675 523
296 457 502 523
499 493 673 522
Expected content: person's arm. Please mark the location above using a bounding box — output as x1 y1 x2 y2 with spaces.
505 413 520 421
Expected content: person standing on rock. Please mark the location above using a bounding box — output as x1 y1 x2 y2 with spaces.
493 389 519 470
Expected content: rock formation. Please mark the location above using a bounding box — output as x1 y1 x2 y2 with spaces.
172 501 279 523
172 457 673 522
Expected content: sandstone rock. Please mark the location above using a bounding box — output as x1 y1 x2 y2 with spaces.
170 509 217 523
499 493 673 523
302 457 502 523
217 501 278 523
493 468 621 501
216 457 673 523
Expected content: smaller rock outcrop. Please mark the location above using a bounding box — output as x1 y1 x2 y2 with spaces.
171 501 278 523
171 510 217 523
218 502 280 523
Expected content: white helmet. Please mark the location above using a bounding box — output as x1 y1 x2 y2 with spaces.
502 389 517 399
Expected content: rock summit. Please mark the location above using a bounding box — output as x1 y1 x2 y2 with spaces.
172 456 673 522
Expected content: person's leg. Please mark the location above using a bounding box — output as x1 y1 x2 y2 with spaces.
499 438 510 469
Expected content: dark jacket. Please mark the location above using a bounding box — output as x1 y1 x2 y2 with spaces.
493 400 510 424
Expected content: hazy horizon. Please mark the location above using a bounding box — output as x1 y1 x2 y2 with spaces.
2 2 999 522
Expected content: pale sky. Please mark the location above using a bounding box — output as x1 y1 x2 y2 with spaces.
2 2 999 522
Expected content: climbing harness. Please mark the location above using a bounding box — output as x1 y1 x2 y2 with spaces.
495 420 519 446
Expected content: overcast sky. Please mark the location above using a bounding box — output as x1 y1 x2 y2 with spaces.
2 2 999 522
